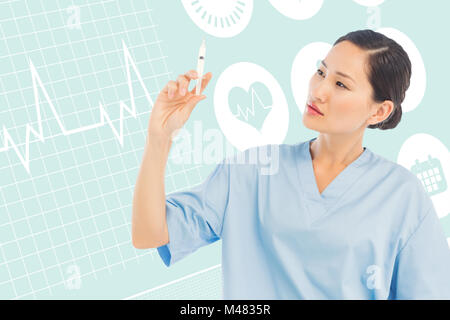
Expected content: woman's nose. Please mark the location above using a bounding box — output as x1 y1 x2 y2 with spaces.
310 79 328 104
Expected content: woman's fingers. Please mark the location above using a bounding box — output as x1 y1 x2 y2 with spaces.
177 70 199 96
163 70 210 100
166 80 177 99
189 72 212 95
186 69 199 79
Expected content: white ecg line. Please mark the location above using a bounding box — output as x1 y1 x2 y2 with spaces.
0 41 154 173
232 87 272 122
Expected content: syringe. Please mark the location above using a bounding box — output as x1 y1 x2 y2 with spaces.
195 39 206 96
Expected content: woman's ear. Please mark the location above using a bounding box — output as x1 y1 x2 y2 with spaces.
378 100 395 123
366 100 394 126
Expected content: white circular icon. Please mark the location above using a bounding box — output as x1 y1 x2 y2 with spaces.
268 0 324 20
398 134 450 219
181 0 254 38
353 0 385 6
214 62 289 151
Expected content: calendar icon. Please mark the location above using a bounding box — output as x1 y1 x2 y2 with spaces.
410 155 447 196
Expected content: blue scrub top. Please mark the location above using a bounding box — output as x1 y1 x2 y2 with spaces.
157 137 450 299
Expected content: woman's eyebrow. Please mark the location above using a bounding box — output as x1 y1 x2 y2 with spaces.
321 60 356 84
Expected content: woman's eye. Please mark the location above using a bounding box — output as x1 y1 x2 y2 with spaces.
336 81 347 89
316 69 347 89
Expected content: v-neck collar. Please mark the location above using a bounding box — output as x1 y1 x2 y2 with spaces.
295 137 373 223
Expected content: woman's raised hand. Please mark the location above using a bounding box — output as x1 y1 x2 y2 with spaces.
147 70 213 141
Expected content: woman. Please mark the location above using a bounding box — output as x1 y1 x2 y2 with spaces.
132 29 450 299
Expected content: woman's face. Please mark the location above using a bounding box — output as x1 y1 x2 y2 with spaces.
303 40 385 134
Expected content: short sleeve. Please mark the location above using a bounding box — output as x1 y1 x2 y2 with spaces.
388 206 450 299
157 159 230 267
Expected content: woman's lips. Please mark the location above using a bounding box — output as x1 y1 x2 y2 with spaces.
306 103 324 116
